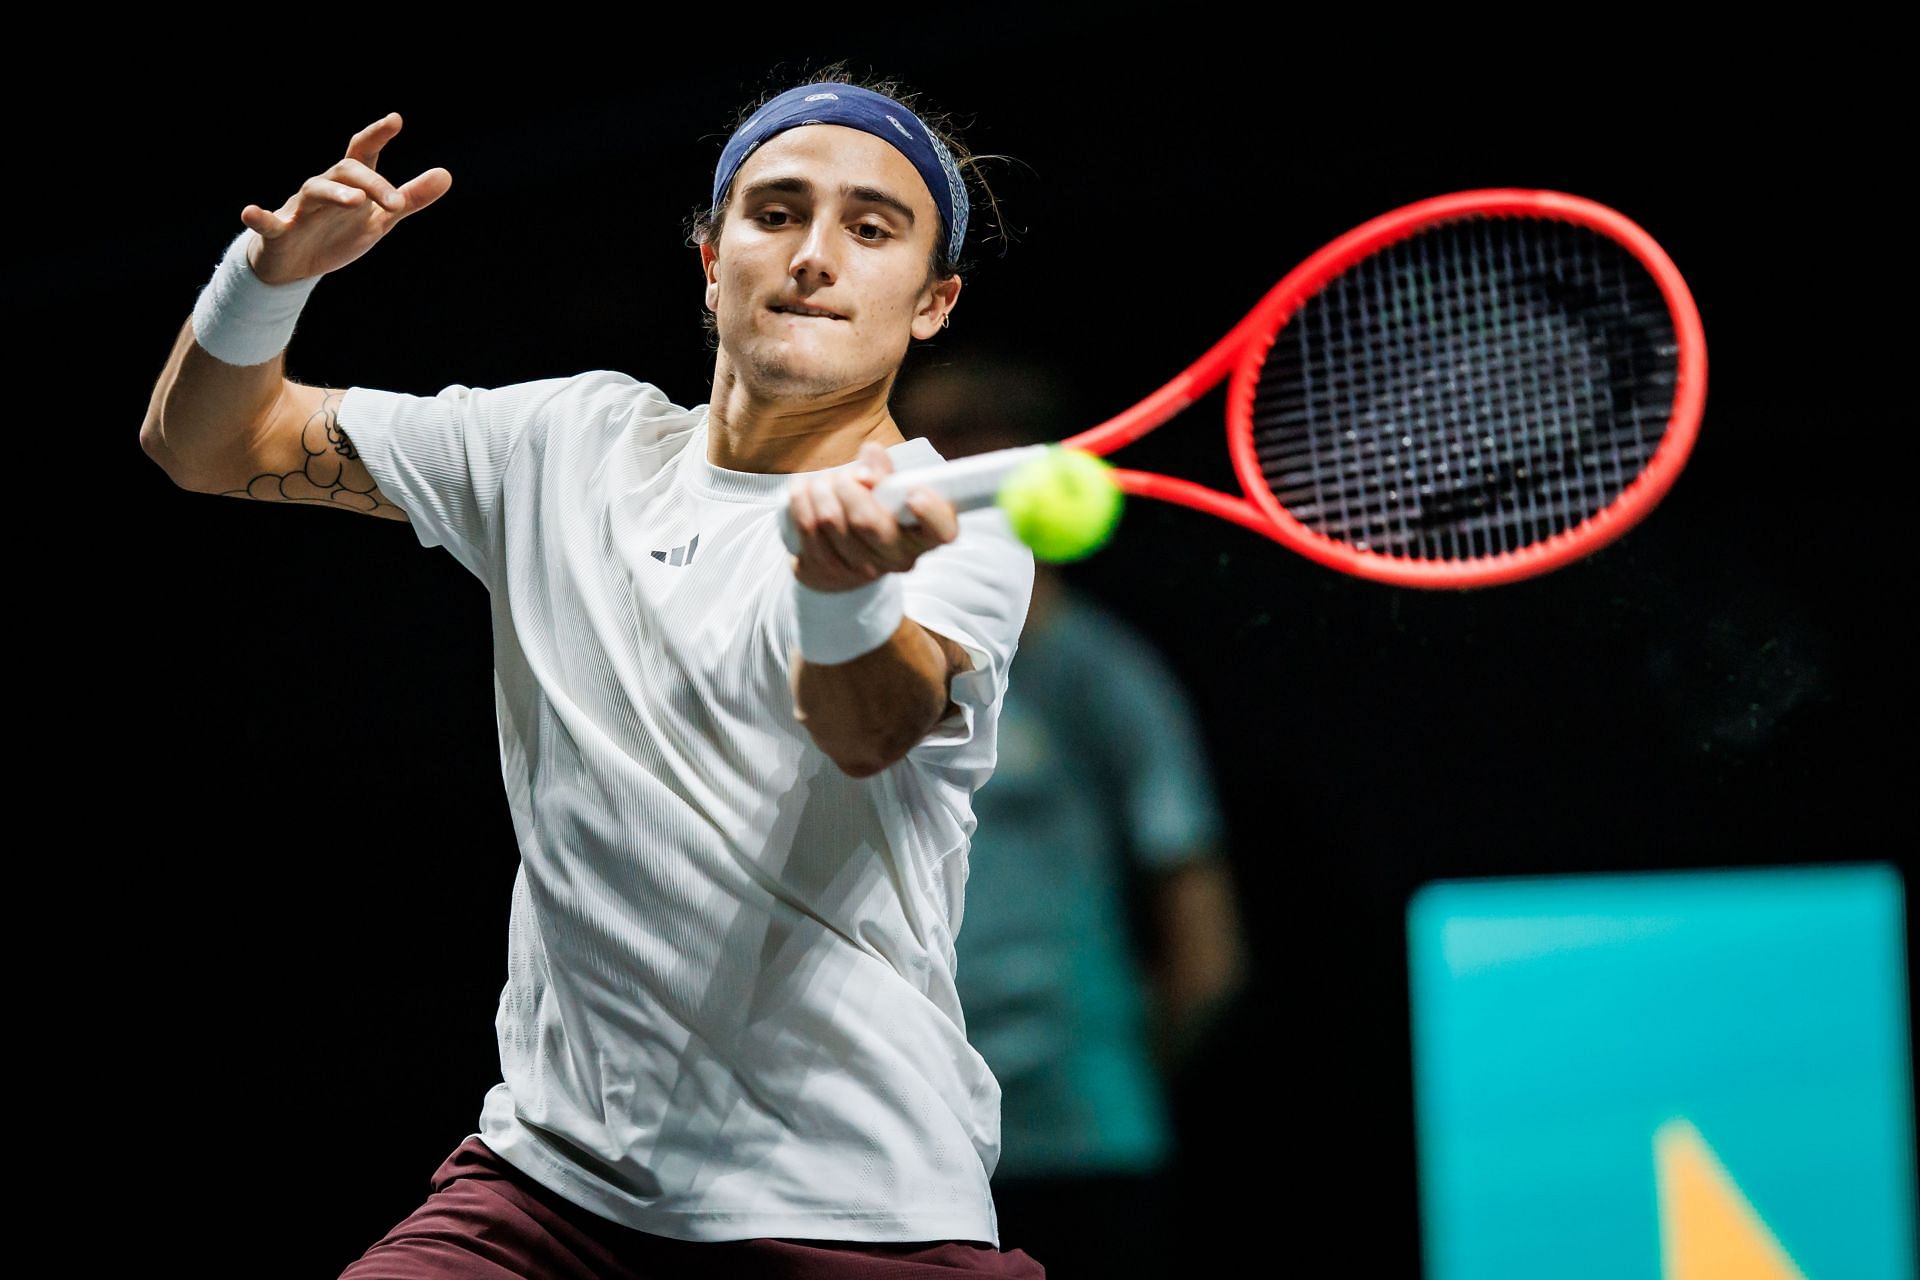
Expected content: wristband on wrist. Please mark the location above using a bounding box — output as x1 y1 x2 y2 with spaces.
189 227 322 367
793 572 905 664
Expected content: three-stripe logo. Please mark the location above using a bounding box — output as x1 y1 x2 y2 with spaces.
650 532 700 566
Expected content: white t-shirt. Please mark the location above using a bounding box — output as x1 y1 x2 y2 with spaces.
337 369 1035 1245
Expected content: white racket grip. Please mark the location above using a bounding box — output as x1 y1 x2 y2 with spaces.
776 444 1052 555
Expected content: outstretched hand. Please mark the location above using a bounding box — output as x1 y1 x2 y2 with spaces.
788 441 960 592
240 112 453 286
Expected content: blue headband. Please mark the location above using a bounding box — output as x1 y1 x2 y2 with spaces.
711 83 969 265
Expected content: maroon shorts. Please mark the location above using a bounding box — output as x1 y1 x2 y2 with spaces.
337 1136 1048 1279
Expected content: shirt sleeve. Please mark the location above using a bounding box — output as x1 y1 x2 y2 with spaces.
335 375 582 587
1079 610 1227 872
899 503 1036 780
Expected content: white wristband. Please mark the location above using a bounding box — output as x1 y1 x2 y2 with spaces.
189 228 322 367
793 572 905 664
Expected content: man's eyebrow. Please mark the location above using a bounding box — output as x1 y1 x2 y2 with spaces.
737 175 917 227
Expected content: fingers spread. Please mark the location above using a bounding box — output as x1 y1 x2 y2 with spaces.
348 112 401 170
303 174 363 207
241 204 286 237
394 167 453 216
330 157 406 211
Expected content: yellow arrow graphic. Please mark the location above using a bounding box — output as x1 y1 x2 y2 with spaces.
1655 1117 1809 1280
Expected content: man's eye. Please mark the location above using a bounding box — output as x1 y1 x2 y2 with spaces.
757 211 887 240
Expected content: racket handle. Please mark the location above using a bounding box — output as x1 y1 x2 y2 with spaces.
776 444 1051 555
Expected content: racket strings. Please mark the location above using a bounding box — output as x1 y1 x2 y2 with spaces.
1252 216 1679 561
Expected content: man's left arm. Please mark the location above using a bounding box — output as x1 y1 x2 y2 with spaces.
783 439 979 777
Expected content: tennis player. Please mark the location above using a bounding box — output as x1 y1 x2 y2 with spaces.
141 69 1045 1279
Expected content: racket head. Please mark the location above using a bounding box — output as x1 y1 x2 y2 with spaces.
1223 189 1707 589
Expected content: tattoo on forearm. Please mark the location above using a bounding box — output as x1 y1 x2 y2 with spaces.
218 387 406 519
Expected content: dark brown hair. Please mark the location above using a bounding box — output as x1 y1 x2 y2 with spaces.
685 58 1015 353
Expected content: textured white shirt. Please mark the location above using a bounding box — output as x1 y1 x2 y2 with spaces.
338 369 1035 1244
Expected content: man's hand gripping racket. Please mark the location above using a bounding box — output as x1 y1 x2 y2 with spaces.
784 440 962 591
777 189 1708 589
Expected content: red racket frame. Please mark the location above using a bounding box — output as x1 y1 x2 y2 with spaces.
1058 189 1709 589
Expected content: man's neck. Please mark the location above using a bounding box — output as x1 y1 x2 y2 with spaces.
705 366 906 474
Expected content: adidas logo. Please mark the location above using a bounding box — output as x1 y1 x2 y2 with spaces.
650 532 700 566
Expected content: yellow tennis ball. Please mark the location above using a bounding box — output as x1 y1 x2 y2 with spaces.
996 447 1124 563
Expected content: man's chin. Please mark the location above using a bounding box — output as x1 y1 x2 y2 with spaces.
737 353 848 399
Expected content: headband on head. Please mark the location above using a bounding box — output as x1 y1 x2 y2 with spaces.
711 83 969 265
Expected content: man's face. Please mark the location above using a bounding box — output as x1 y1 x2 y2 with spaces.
702 124 959 400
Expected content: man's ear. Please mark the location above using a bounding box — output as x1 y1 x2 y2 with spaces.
913 273 962 340
699 243 719 311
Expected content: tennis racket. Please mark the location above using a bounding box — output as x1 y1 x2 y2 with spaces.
776 188 1706 589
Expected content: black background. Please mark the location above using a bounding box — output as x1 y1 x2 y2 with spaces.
64 16 1905 1276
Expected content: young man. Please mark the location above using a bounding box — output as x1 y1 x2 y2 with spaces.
143 76 1044 1278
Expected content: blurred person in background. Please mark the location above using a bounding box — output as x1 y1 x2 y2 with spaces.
895 356 1252 1278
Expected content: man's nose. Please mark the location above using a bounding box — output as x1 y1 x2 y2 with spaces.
790 219 840 283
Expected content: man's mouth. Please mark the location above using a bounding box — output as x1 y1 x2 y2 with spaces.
770 304 846 320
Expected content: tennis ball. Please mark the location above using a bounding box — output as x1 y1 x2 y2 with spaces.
996 447 1124 563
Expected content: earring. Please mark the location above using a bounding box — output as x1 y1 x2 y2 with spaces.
940 314 951 329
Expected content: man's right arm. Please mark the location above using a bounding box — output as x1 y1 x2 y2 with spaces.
141 111 450 516
139 318 407 521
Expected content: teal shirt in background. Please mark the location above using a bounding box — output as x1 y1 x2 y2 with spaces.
957 586 1225 1178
